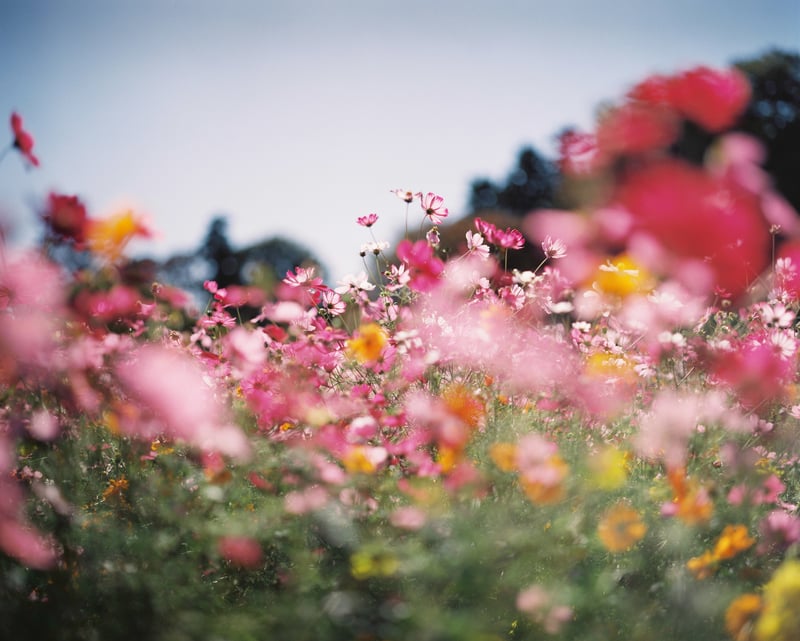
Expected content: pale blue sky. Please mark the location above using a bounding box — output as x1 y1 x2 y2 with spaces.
1 0 798 280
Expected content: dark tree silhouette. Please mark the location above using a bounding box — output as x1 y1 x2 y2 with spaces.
735 49 800 213
201 217 241 289
468 146 559 217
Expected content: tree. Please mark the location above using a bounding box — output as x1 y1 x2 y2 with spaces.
468 146 559 217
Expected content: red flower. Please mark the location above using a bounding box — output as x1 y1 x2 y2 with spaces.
616 159 769 298
42 193 89 245
596 103 679 156
10 112 39 167
668 66 751 132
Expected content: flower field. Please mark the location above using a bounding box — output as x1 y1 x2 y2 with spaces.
2 65 800 641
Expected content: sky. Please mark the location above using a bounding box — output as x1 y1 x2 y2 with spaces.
1 0 798 282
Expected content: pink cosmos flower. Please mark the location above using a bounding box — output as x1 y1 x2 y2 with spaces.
757 510 800 555
319 288 346 316
357 213 379 227
474 217 498 244
283 265 323 288
10 112 39 167
420 192 449 225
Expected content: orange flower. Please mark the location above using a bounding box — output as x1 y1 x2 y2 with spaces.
102 477 129 501
597 503 647 552
489 442 517 472
519 454 569 505
687 549 718 580
725 593 762 641
667 467 713 525
86 210 153 260
687 524 755 580
441 383 484 429
713 524 755 561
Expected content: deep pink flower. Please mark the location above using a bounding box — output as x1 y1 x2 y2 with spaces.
10 112 39 167
493 226 525 250
396 239 444 292
420 192 449 225
474 217 498 244
713 341 795 409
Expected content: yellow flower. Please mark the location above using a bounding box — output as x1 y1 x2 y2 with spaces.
597 503 647 552
350 550 399 580
346 323 388 364
755 559 800 641
584 352 636 383
725 593 762 641
343 446 379 474
593 254 654 297
588 445 629 490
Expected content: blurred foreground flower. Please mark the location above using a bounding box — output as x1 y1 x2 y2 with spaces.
87 210 154 260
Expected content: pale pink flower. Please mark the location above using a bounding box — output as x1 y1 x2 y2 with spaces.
420 192 449 225
115 344 251 461
284 485 328 515
390 506 427 530
223 327 268 378
465 230 491 260
541 235 567 259
335 272 375 294
27 409 60 441
390 189 420 203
